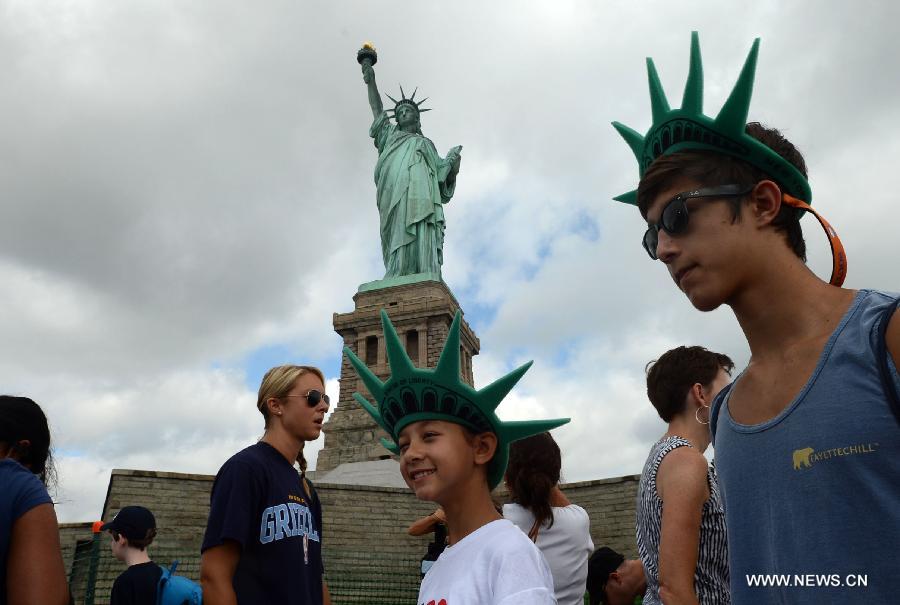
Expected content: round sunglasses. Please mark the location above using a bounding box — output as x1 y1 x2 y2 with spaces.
642 184 753 260
282 389 330 407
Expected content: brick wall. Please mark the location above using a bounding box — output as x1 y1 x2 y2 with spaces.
561 475 640 559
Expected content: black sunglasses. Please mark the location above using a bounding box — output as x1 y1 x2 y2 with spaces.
642 184 753 260
283 390 330 407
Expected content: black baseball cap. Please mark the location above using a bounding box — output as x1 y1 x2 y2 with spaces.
100 506 156 541
586 546 625 605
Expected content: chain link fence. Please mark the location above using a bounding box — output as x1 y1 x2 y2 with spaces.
324 551 422 604
67 532 103 605
68 543 593 604
67 539 423 605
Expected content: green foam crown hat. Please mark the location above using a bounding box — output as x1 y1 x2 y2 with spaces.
343 310 570 489
612 32 812 206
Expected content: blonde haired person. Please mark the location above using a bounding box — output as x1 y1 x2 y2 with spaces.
201 365 331 605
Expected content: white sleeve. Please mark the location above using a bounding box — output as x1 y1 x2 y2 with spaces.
492 538 557 604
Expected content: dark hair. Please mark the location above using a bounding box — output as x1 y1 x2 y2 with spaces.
110 528 157 551
505 432 561 540
587 546 626 605
0 396 55 488
645 347 734 422
637 122 808 260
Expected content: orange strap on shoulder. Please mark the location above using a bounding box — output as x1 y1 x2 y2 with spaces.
783 194 847 287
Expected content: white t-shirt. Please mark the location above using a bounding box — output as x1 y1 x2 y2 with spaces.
503 503 594 605
418 518 557 605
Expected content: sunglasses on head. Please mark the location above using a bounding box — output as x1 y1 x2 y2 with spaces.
283 390 330 407
642 184 753 260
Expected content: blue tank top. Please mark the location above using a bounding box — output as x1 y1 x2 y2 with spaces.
710 289 900 604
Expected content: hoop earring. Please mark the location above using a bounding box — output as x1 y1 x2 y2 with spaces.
695 404 710 425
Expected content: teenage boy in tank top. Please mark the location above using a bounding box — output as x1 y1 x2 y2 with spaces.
611 33 900 604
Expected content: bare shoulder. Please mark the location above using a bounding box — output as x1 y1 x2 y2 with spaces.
657 447 709 504
658 446 708 480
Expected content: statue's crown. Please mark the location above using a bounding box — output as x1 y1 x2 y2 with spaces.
343 310 569 489
386 85 431 117
612 32 812 206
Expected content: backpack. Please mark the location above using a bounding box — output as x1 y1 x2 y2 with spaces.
156 560 202 605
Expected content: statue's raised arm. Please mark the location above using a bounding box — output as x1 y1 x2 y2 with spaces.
356 44 462 282
358 44 383 119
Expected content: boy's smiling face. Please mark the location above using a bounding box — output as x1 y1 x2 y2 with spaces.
397 420 495 504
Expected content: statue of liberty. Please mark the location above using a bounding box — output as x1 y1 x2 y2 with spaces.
358 45 462 280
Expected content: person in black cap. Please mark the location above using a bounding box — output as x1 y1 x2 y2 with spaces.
586 546 646 605
101 505 161 605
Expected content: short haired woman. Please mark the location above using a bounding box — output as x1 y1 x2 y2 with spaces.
637 346 733 605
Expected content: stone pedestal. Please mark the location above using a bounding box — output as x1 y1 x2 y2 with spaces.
315 279 480 474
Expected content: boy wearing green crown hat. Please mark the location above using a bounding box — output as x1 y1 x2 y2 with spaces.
613 33 900 604
345 310 567 604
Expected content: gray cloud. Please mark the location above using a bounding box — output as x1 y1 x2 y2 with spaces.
0 1 897 520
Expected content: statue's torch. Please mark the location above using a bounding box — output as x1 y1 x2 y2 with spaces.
357 42 378 68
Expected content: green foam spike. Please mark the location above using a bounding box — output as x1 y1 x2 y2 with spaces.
502 418 571 442
714 38 760 134
380 437 401 455
353 392 384 427
681 32 703 114
343 345 385 402
613 189 639 205
646 58 671 124
380 310 416 376
612 121 645 163
433 311 462 381
478 361 533 412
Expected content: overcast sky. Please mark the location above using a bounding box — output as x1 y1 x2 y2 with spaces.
2 1 898 522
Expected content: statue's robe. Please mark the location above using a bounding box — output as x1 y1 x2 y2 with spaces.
370 112 456 278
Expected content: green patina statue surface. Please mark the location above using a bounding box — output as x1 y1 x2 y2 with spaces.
359 46 462 283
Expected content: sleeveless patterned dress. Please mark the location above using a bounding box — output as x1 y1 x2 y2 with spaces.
636 436 730 604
